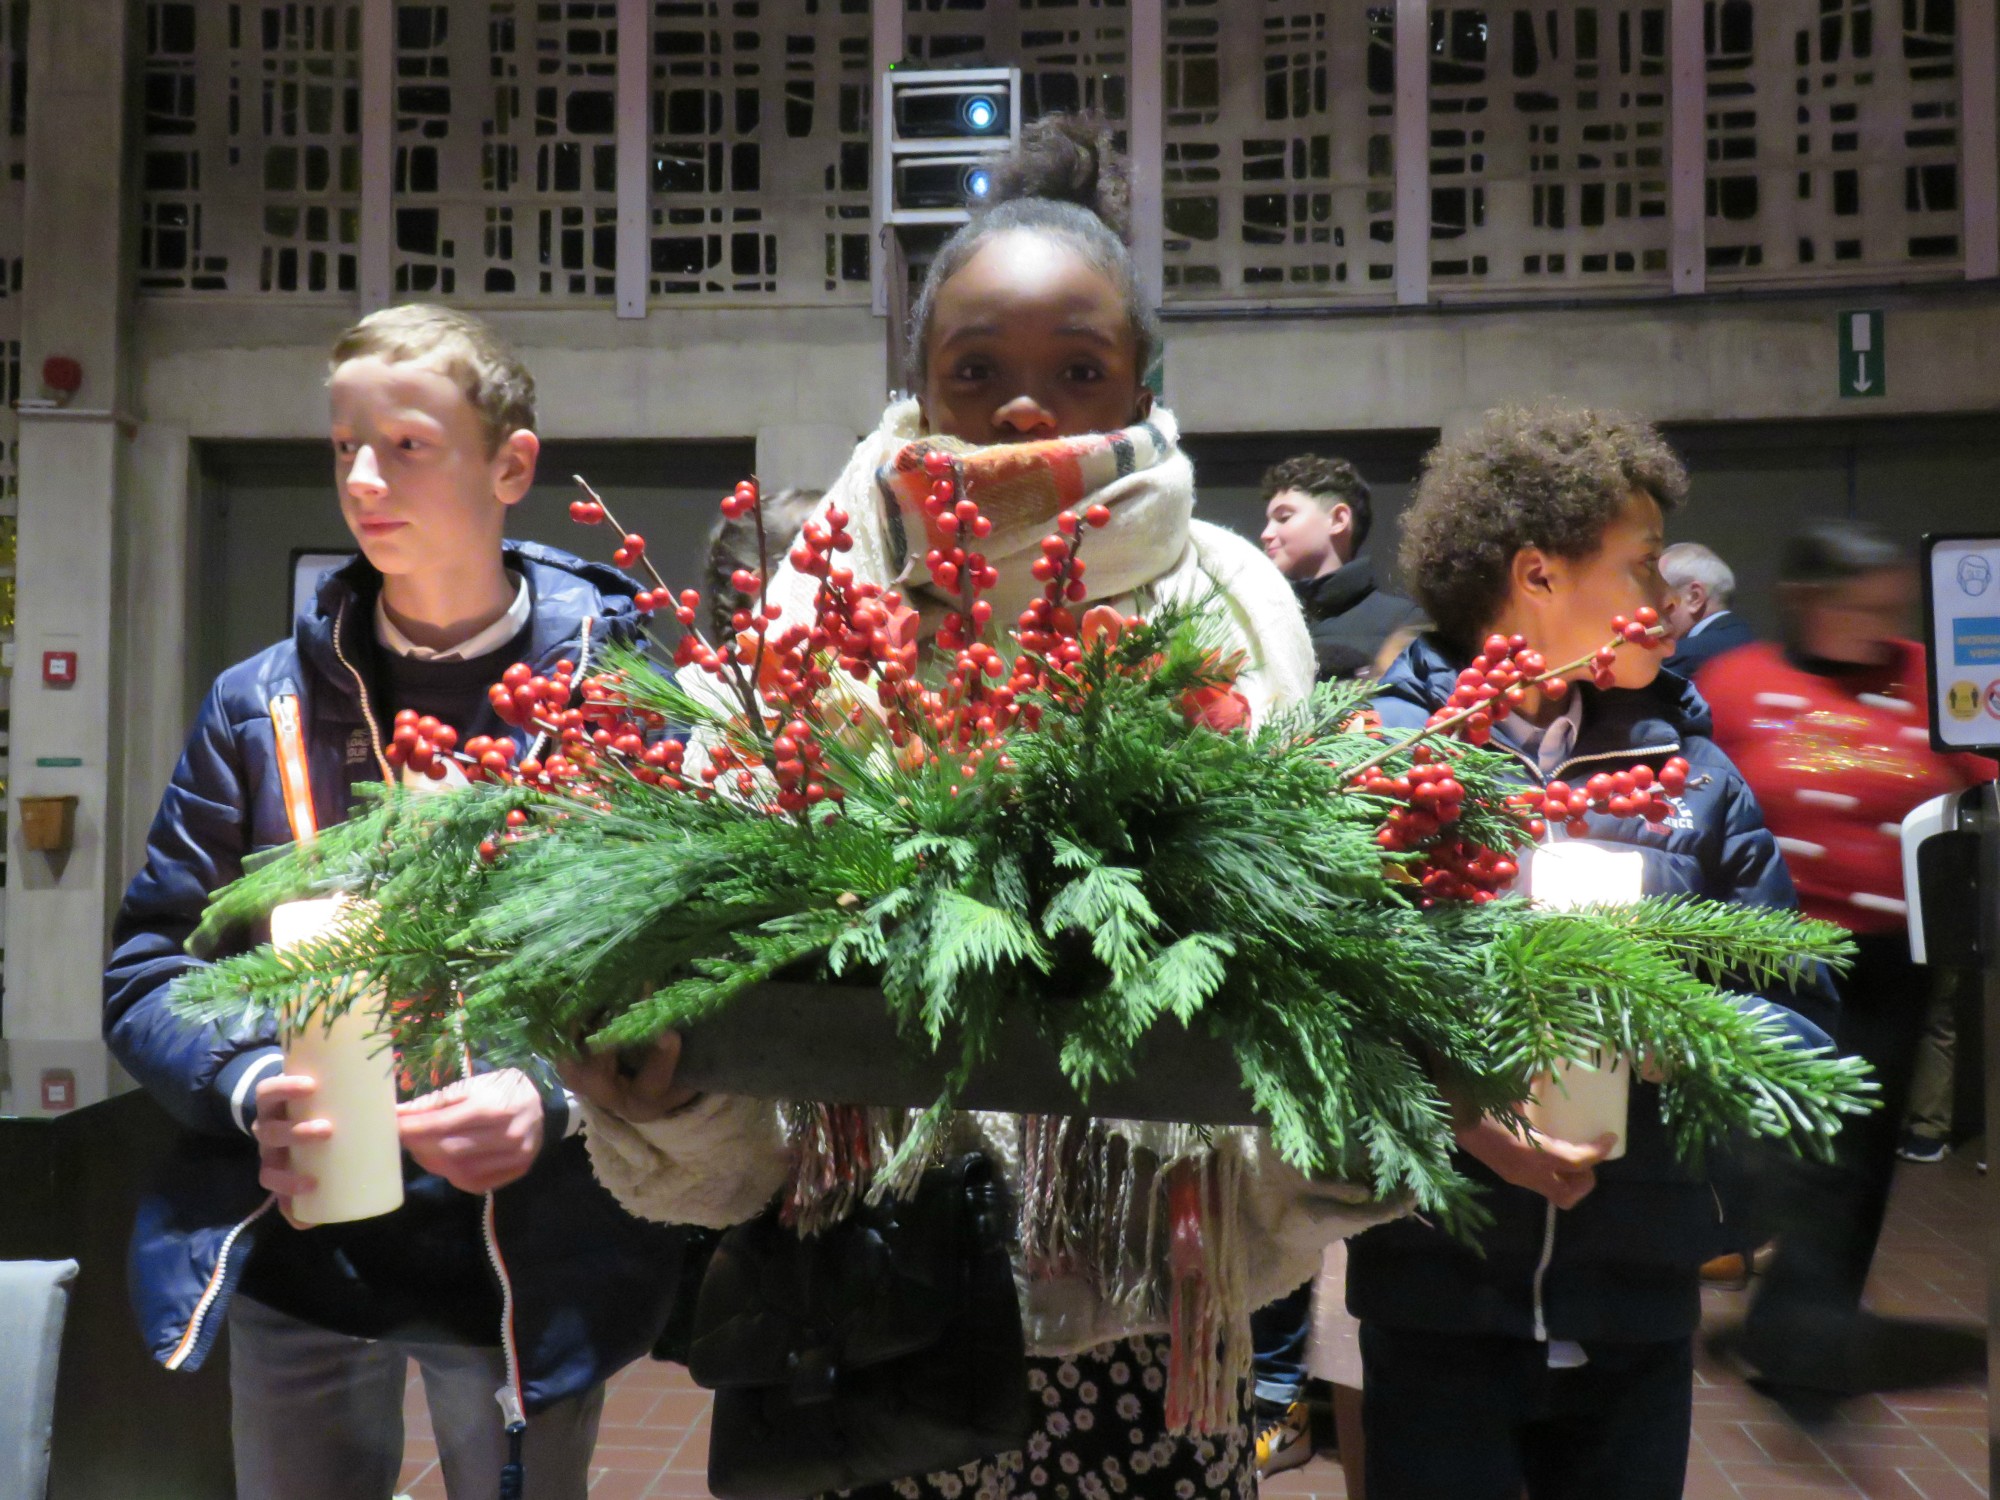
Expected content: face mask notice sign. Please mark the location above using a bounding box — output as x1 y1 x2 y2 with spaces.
1923 533 2000 754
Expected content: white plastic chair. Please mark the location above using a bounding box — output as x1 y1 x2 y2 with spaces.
0 1260 78 1500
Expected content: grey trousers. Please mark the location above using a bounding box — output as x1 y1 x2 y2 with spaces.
227 1294 606 1500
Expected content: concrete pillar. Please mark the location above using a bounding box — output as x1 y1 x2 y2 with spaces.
118 423 198 865
2 0 135 1115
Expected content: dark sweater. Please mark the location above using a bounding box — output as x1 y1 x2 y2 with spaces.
375 621 535 741
1291 557 1428 682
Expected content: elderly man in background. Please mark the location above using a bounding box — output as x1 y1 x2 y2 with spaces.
1661 541 1753 677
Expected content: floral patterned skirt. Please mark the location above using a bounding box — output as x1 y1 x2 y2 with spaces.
833 1334 1254 1500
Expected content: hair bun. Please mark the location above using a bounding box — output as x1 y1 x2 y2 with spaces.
989 111 1131 242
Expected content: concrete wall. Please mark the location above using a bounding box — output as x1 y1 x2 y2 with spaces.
1162 283 2000 438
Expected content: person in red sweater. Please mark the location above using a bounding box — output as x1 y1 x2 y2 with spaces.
1700 519 1993 1407
1699 542 1990 931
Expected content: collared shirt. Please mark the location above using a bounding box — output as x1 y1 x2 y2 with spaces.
1684 609 1730 641
1495 693 1584 777
375 571 531 661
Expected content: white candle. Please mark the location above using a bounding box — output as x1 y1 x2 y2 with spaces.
1524 1051 1631 1162
272 898 405 1226
1524 840 1645 912
1522 843 1647 1161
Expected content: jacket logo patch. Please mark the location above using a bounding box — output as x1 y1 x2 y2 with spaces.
347 729 374 765
1655 795 1697 832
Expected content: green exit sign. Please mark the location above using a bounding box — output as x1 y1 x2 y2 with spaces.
1839 310 1884 398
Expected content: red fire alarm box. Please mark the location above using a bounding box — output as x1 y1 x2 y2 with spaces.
43 650 77 687
41 1068 77 1111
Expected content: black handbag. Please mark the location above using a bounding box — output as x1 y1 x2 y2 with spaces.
687 1151 1031 1500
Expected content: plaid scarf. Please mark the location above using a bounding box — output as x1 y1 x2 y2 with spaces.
872 414 1195 626
879 419 1176 563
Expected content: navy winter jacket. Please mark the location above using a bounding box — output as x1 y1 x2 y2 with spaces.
104 543 693 1406
1344 634 1838 1345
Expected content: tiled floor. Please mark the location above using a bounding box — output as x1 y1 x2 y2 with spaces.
396 1152 1991 1499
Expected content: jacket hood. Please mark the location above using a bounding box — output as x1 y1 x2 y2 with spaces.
1379 631 1714 751
296 541 643 700
1291 555 1380 621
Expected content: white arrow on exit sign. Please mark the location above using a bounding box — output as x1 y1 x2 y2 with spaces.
1840 310 1884 399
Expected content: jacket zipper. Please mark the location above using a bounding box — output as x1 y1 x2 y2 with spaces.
1548 741 1683 781
1530 1199 1558 1343
483 1191 528 1435
163 1195 278 1370
331 601 396 786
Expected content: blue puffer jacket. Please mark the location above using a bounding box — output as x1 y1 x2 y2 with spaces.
1344 634 1837 1345
104 542 694 1408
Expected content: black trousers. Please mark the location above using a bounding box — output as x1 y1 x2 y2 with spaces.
1743 930 1928 1375
1359 1324 1693 1500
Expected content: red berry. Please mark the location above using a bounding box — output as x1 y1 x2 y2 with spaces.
1634 606 1660 628
1083 504 1112 529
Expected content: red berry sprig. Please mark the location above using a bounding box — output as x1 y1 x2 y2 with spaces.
571 475 676 617
1358 752 1467 847
385 708 458 779
1509 755 1691 836
1415 838 1521 905
1344 605 1666 780
1338 605 1680 905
